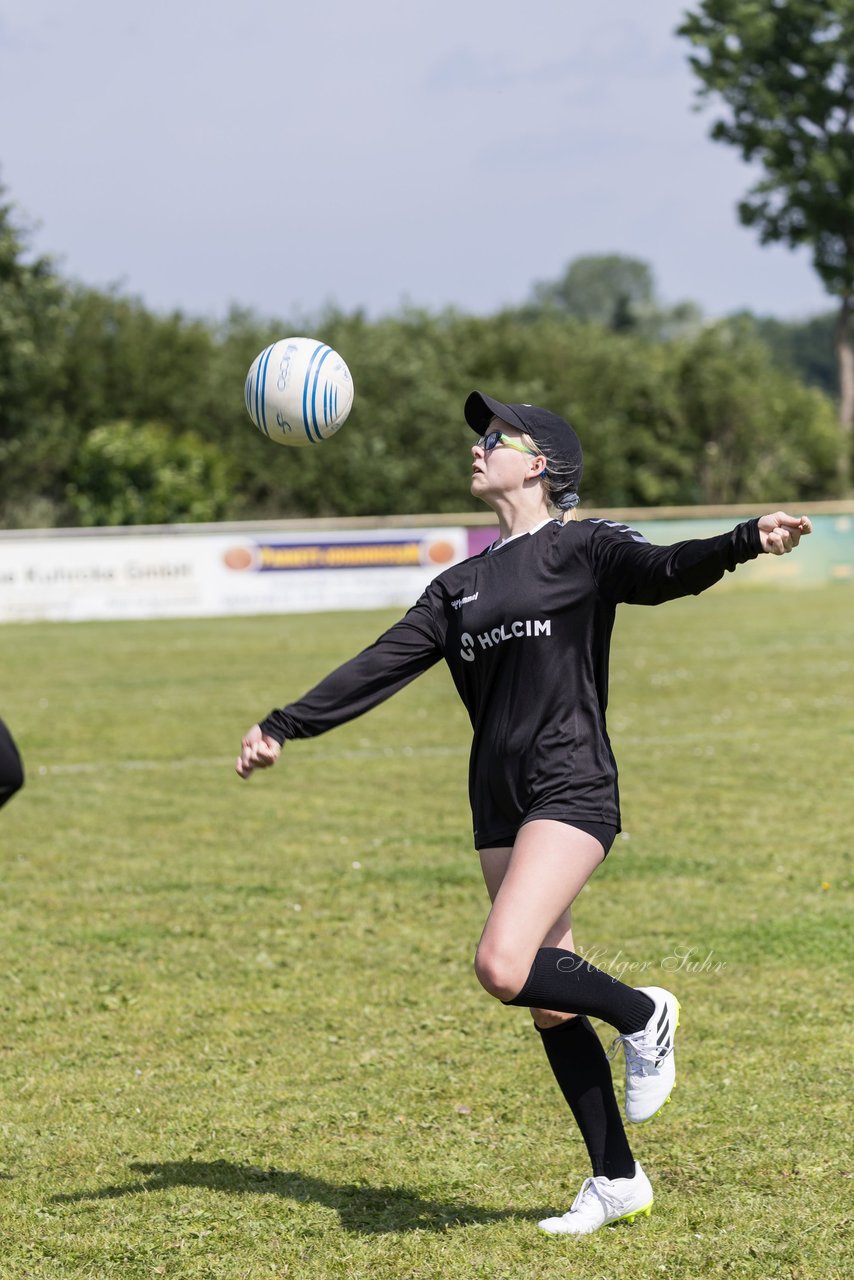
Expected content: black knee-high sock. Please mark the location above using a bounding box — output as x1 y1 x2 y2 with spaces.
538 1015 636 1180
505 948 654 1034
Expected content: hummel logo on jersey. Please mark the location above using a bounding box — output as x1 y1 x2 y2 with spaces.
451 592 479 610
460 618 551 662
588 518 648 544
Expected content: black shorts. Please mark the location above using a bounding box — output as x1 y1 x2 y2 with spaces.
477 816 618 857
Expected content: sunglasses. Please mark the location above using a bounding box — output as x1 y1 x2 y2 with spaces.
477 429 538 456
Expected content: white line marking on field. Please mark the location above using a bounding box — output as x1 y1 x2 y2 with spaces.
35 724 821 778
36 744 470 776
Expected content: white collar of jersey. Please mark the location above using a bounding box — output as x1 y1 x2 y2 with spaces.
489 516 556 554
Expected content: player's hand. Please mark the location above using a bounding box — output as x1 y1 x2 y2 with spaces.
236 724 282 778
757 511 812 555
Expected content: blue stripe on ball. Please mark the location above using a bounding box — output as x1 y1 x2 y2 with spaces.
302 344 326 443
311 347 333 440
301 346 320 442
254 344 273 434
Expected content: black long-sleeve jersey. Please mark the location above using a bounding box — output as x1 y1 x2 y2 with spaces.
260 517 763 847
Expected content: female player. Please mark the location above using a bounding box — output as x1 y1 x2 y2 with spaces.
236 392 811 1236
0 717 24 810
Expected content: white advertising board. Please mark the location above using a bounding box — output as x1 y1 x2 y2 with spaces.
2 513 850 625
0 528 469 623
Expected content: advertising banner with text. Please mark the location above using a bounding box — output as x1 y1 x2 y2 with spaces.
0 528 468 623
0 514 850 624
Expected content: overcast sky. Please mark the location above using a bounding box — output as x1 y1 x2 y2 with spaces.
0 0 831 323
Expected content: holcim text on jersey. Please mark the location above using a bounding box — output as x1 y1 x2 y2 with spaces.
460 619 551 661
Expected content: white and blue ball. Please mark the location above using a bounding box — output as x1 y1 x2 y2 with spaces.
244 337 354 447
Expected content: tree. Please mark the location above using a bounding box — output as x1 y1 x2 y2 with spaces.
667 320 840 504
730 309 838 396
678 0 854 491
66 422 234 526
0 170 843 525
0 180 70 526
59 286 216 435
530 255 656 329
527 254 703 341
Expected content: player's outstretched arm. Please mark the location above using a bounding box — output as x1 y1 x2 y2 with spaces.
236 723 282 779
757 511 812 555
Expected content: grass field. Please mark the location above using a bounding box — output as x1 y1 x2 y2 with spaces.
1 586 852 1279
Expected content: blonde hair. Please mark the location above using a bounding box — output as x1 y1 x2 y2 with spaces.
521 432 581 523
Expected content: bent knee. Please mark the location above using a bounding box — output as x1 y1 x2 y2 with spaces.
473 946 531 1003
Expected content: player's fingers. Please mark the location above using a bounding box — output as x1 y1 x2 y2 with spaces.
788 517 811 543
257 738 281 764
237 727 279 775
239 742 265 769
777 512 813 531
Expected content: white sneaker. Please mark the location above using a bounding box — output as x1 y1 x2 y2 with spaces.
608 986 680 1124
538 1162 653 1236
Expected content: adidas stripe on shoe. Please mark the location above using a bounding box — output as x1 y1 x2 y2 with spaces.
608 986 680 1124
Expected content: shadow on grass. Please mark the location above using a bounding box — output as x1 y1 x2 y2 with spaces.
51 1159 543 1235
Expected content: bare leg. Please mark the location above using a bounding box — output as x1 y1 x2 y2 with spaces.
479 838 583 1029
475 819 605 1002
478 821 636 1182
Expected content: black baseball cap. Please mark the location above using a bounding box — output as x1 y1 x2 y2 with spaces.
464 391 583 487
